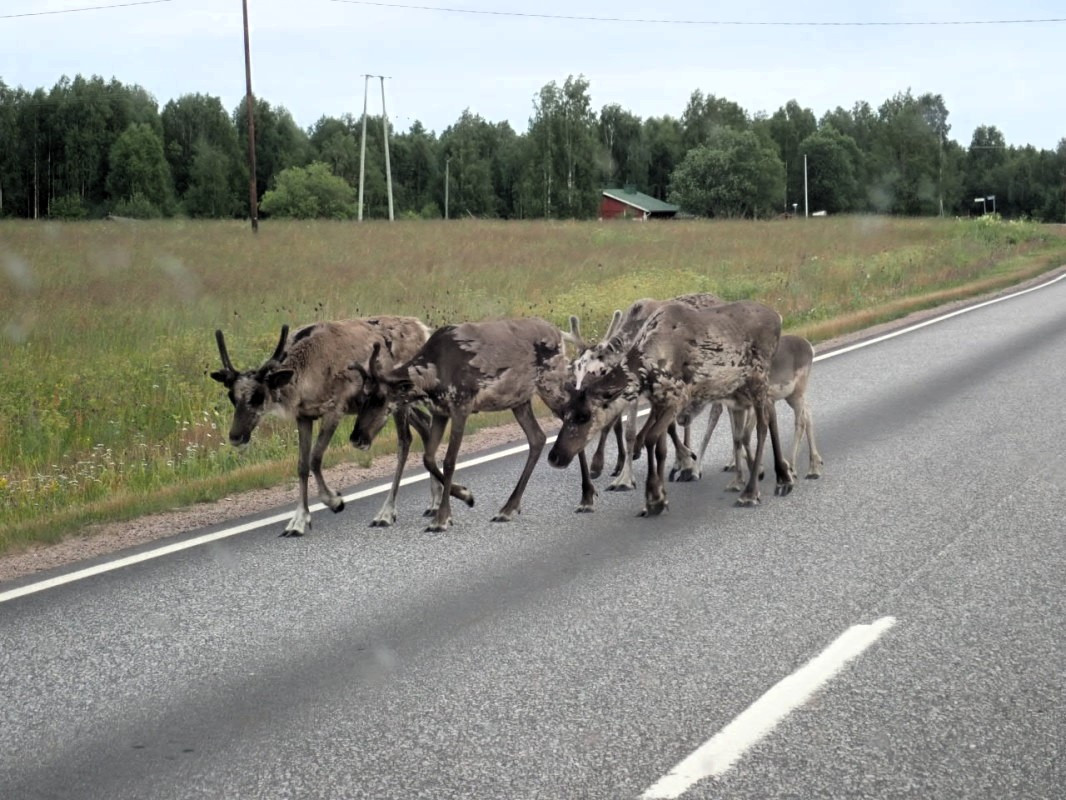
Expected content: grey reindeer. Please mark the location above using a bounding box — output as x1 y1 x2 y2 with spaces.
685 333 823 487
350 317 597 532
549 299 794 516
210 317 470 536
568 292 724 491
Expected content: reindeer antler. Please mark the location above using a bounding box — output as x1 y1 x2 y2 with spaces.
215 329 236 373
270 324 290 363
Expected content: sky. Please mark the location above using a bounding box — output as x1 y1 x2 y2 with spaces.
2 0 1064 150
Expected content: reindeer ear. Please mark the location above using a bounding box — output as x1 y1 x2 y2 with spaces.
209 369 235 385
266 368 295 390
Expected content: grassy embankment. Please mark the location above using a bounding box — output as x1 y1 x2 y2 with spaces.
1 215 1063 554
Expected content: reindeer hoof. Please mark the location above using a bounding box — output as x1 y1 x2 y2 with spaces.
676 468 700 483
607 483 634 492
806 471 822 480
280 529 306 537
589 467 603 480
491 509 517 522
369 518 393 528
735 495 761 507
331 498 345 513
425 520 451 532
575 505 594 514
610 465 623 477
640 500 667 517
775 482 794 497
423 508 436 518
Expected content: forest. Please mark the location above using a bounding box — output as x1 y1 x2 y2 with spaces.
1 72 1064 222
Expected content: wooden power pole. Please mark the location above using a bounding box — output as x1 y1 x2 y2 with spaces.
242 0 258 232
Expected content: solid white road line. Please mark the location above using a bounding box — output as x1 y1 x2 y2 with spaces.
0 442 538 604
812 270 1066 362
641 616 898 799
3 269 1063 603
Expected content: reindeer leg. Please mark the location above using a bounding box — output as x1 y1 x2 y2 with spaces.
494 401 545 522
409 406 473 514
640 428 671 517
725 409 749 492
283 415 316 536
770 400 795 497
427 411 467 532
421 413 450 519
791 396 823 479
639 407 674 517
309 415 345 514
370 408 412 528
668 420 700 482
589 425 610 480
737 399 766 507
695 401 723 474
609 416 626 477
574 450 597 513
607 401 638 491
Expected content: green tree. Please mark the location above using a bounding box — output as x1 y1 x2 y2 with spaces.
161 93 242 203
184 141 240 217
233 98 310 211
668 127 784 218
259 161 357 219
598 103 646 189
681 90 749 149
767 100 818 212
643 115 684 201
797 126 861 213
869 91 949 215
105 122 172 213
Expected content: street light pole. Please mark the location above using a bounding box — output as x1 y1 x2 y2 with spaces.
445 156 450 220
803 153 809 218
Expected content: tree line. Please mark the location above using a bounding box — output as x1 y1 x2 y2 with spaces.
1 73 1063 222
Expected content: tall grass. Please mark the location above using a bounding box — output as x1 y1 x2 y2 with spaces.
1 215 1063 551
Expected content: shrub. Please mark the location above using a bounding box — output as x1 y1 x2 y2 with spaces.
259 162 357 220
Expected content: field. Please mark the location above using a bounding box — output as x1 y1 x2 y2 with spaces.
1 215 1064 554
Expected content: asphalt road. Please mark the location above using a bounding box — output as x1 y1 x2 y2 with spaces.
2 276 1064 799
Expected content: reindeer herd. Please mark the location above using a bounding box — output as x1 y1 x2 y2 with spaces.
210 294 822 536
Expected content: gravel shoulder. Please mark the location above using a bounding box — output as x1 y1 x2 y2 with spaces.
2 266 1062 584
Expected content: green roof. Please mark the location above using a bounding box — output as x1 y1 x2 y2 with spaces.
602 187 679 214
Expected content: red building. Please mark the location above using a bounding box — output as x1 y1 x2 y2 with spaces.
600 187 680 221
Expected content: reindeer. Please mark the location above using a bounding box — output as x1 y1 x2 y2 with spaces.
569 293 723 491
683 334 823 487
548 300 794 515
351 317 596 532
210 317 471 536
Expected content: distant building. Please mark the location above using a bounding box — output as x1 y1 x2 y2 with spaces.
600 187 680 221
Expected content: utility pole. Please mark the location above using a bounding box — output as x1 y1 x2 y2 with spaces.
379 76 395 222
358 75 369 221
241 0 258 232
803 153 809 218
445 156 450 220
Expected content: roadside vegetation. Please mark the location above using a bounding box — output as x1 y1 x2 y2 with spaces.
1 215 1063 554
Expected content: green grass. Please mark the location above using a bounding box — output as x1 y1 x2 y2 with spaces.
1 214 1063 553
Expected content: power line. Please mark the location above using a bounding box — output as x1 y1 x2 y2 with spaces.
327 1 1066 27
0 1 176 20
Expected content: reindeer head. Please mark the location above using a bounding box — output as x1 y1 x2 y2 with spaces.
210 325 291 446
348 342 414 450
547 362 631 469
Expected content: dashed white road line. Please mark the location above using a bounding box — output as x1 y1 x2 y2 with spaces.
641 616 898 799
2 270 1063 604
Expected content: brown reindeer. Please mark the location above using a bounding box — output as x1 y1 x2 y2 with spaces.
210 317 469 535
548 300 794 515
351 317 596 531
